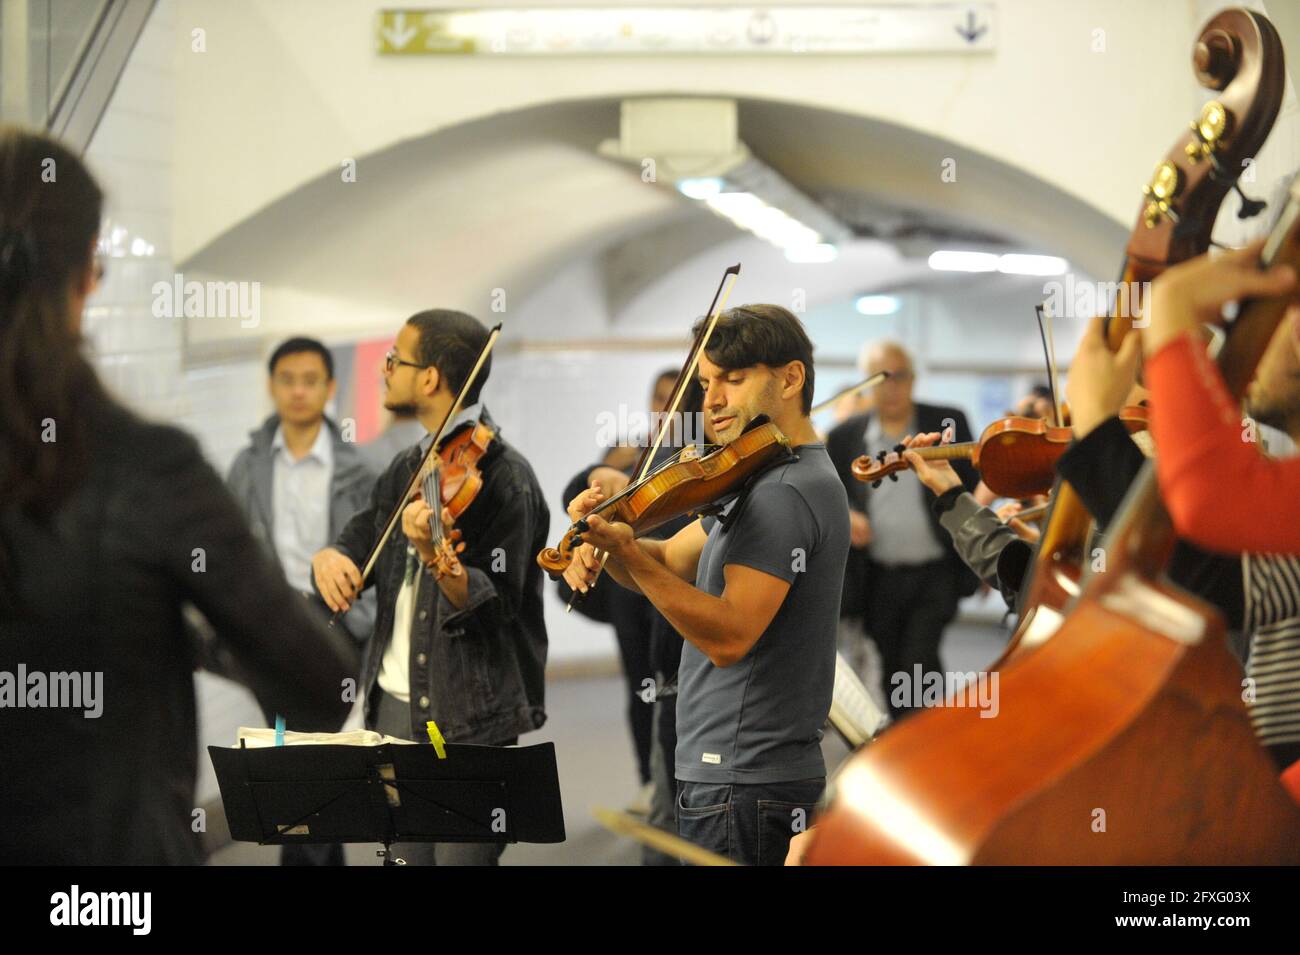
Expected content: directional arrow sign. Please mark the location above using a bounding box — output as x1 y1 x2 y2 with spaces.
955 9 989 43
376 6 996 56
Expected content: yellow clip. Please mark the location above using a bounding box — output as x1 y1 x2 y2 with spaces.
426 720 446 758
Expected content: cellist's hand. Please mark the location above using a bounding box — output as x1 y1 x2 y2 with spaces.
1144 237 1296 357
900 432 962 496
1067 316 1141 440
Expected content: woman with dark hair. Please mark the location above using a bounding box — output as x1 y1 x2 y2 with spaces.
0 127 358 864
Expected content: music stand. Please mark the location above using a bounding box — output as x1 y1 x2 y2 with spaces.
209 740 565 864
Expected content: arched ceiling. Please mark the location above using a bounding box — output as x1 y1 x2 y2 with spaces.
179 94 1128 340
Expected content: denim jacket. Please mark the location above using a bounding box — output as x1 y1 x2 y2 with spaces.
326 409 550 743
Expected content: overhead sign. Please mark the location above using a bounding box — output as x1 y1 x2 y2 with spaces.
377 6 996 56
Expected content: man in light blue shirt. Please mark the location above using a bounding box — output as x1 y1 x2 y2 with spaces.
226 337 377 866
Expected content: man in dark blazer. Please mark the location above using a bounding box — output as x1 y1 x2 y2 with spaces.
826 341 979 717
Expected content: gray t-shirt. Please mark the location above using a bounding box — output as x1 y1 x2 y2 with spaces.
675 444 850 784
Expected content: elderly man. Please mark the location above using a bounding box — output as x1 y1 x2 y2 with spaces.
825 341 979 717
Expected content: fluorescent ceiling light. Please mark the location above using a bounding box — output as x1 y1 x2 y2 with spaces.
929 250 1069 276
786 243 838 263
997 254 1068 276
855 294 900 315
677 177 724 200
705 191 826 252
928 250 998 272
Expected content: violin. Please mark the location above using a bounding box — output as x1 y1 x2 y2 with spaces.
537 418 793 577
417 419 495 579
546 264 743 599
334 325 501 621
850 405 1150 499
805 7 1298 865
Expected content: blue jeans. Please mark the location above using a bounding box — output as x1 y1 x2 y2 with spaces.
676 777 824 866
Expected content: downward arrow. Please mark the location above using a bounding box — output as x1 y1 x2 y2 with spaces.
382 12 418 50
955 10 987 43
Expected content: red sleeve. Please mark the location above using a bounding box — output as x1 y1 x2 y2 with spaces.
1147 331 1300 554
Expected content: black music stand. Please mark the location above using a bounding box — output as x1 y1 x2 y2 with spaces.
209 740 565 864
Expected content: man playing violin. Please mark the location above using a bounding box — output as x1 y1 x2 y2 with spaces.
565 305 850 866
311 310 551 866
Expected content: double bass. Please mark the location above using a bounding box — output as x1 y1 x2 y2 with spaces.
806 7 1300 865
1002 5 1286 664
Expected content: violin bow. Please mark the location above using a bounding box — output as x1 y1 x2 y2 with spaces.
809 370 890 416
566 263 741 611
1034 302 1064 428
331 323 501 624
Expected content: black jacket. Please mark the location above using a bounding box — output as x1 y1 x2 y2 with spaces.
329 409 550 743
826 401 980 619
0 397 358 865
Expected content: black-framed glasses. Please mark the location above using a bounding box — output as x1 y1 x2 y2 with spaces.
385 348 429 374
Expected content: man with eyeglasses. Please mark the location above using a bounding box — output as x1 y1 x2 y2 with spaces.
825 341 979 718
358 350 429 475
311 310 551 866
226 336 378 865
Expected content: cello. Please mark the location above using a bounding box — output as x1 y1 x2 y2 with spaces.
804 7 1300 865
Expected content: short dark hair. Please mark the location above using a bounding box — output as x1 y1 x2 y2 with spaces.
268 337 333 379
691 304 815 415
406 309 491 405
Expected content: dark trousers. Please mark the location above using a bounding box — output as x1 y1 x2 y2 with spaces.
609 589 657 785
676 777 824 866
643 610 684 865
867 560 960 717
370 688 515 865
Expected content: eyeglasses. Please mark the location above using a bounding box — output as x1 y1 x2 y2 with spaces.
385 349 429 374
874 369 914 386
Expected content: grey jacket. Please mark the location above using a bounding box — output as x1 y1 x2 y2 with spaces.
226 414 378 640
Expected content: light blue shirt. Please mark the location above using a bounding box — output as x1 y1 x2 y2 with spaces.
270 423 333 592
